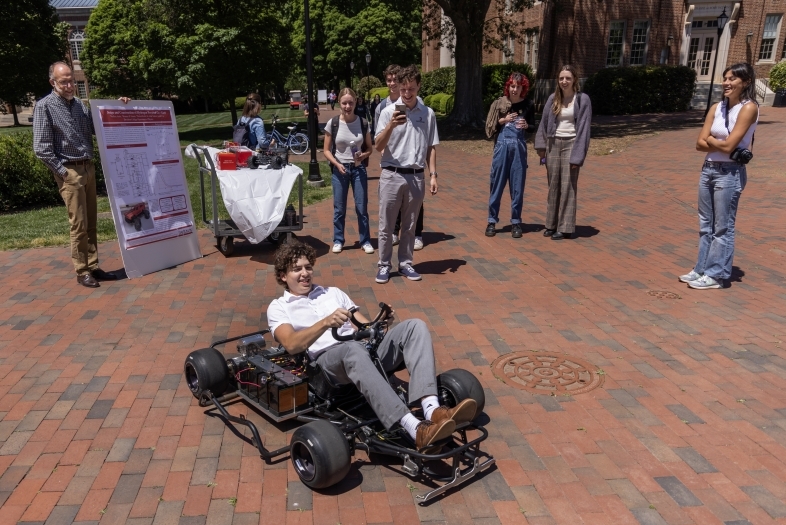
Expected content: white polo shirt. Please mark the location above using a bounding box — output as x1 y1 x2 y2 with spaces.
375 97 439 169
267 285 356 359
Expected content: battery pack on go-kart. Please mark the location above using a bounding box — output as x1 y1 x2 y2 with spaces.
183 303 495 503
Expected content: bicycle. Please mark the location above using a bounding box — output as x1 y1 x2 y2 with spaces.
269 115 309 155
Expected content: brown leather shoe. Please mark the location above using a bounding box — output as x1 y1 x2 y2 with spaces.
91 268 117 281
415 419 456 451
430 399 477 426
77 273 100 288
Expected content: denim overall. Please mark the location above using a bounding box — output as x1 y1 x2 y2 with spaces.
488 118 527 224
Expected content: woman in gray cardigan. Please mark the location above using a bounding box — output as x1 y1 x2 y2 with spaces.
535 65 592 240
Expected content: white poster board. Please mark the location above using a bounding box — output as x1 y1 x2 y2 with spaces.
318 90 327 104
91 100 202 278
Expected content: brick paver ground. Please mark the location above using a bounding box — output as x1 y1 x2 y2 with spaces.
1 108 785 525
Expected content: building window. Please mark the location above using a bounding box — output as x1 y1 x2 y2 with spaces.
691 20 703 28
69 30 86 61
759 14 783 61
630 20 650 65
531 30 539 71
502 37 515 64
700 37 714 76
606 21 625 67
76 81 87 99
687 37 700 70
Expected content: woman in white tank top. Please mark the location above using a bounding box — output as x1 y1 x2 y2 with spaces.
680 63 759 290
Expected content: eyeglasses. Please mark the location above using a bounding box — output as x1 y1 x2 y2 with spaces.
53 80 74 87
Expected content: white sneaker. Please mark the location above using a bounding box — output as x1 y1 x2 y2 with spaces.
679 270 701 283
414 237 424 251
362 243 375 254
392 234 400 246
688 275 722 289
332 242 342 254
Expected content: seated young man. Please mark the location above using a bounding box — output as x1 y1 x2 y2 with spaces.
267 242 475 451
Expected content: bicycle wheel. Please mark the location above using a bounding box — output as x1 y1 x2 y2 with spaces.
288 134 309 155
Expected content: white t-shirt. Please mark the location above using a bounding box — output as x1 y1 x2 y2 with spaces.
555 104 576 138
375 98 439 169
325 117 363 164
267 285 356 359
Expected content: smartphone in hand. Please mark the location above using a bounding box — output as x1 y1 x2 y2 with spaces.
394 104 407 120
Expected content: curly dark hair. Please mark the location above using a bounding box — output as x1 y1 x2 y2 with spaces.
273 242 317 289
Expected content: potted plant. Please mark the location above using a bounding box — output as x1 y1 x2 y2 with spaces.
771 61 786 107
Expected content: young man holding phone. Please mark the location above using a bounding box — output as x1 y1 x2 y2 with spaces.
373 65 438 284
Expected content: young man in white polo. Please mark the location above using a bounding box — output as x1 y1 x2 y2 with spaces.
374 65 438 284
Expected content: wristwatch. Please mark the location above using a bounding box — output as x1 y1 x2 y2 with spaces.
429 172 438 178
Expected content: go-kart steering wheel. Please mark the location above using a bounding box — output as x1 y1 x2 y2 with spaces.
332 303 392 341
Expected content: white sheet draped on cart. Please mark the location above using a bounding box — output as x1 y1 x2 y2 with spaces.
186 145 302 243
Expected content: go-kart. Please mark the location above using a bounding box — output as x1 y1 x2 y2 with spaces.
183 303 495 503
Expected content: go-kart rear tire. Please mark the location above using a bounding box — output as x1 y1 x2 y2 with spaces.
184 348 229 400
437 369 485 421
290 420 350 489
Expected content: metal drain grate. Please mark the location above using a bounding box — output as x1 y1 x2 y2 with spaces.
647 290 681 299
491 352 604 396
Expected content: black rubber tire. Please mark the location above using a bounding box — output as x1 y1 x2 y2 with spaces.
437 369 485 421
134 217 142 231
290 420 351 489
217 236 234 256
184 347 229 400
143 209 150 219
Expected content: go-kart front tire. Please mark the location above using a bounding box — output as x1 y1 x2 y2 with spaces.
184 347 229 400
437 369 485 421
290 420 350 489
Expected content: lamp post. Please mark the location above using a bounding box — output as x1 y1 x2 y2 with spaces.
303 0 322 186
704 7 730 118
349 61 355 90
365 52 372 100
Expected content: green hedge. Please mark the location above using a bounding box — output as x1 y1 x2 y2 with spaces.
770 61 786 90
423 93 455 115
0 130 105 212
369 87 389 100
584 65 696 115
482 63 535 110
420 67 456 98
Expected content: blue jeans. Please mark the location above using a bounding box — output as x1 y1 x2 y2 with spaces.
488 124 527 224
693 161 747 280
332 163 371 246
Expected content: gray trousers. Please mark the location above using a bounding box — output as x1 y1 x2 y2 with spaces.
315 319 437 429
378 169 425 267
545 137 580 233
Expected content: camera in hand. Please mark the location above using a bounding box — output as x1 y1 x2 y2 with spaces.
730 147 753 164
247 146 289 170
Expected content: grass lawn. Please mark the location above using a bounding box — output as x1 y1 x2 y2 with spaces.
0 156 331 251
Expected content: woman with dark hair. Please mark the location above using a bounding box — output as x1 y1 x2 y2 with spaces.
323 87 374 255
483 72 535 238
354 95 369 121
535 65 592 240
681 63 758 290
237 93 270 150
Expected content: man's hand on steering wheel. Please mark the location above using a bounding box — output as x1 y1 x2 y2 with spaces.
324 308 351 329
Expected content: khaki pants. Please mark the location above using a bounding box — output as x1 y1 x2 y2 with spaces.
545 137 580 234
377 169 425 268
54 162 98 276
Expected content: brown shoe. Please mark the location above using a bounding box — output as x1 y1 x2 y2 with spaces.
77 273 100 288
415 419 456 450
430 399 477 425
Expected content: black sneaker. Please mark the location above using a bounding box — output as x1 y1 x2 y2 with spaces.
485 223 496 237
511 224 523 238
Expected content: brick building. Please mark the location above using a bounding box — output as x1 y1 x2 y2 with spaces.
423 0 786 107
50 0 98 100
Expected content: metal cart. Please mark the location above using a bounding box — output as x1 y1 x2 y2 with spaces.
190 145 304 256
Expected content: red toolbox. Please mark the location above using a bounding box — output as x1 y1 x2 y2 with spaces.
217 152 237 170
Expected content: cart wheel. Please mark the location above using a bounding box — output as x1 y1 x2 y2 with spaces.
134 217 142 231
290 420 351 489
437 369 485 421
143 209 150 219
267 232 283 246
217 236 234 256
184 347 229 400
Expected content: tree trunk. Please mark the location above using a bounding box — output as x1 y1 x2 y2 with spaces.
229 101 238 126
11 104 20 127
446 23 485 128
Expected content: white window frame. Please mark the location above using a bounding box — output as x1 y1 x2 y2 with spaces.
69 29 86 62
531 29 539 71
630 20 651 66
758 14 783 63
606 21 626 67
76 81 87 99
502 36 515 64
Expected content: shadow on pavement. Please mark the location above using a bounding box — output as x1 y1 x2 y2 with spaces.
415 259 466 275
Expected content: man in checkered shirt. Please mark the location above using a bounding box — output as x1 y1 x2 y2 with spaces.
33 61 128 288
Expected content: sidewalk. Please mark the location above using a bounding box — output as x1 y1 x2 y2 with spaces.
0 108 785 524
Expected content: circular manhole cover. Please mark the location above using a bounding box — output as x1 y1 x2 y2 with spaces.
647 290 681 299
491 352 604 395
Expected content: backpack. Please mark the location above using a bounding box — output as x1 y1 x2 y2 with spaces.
232 117 252 147
329 116 369 167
